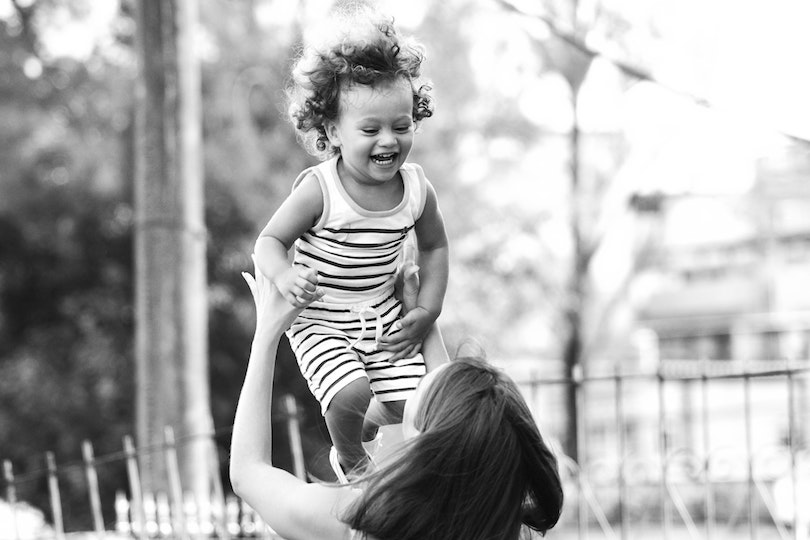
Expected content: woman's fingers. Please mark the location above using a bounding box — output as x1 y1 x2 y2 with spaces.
241 272 257 298
386 343 421 362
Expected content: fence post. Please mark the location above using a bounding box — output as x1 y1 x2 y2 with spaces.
164 426 189 540
3 460 20 540
182 491 200 536
743 366 757 540
614 365 628 540
82 440 106 536
225 495 240 536
124 435 148 540
208 434 230 540
143 491 158 536
156 492 172 536
700 362 715 539
115 490 131 535
45 452 65 540
573 364 588 539
657 366 669 540
787 363 800 540
285 395 306 481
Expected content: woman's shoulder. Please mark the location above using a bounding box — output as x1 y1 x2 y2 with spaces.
258 481 360 540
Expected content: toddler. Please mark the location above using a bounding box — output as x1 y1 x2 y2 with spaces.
254 9 449 480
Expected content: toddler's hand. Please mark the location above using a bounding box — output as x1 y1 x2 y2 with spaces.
274 266 323 308
378 306 435 362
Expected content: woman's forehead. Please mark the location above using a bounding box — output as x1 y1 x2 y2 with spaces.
420 361 451 391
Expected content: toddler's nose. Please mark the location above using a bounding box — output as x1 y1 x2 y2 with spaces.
378 129 397 147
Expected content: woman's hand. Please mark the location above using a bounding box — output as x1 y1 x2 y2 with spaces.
394 245 420 314
381 245 431 361
242 255 314 333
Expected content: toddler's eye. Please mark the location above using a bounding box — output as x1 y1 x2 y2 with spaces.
395 125 413 133
362 128 378 135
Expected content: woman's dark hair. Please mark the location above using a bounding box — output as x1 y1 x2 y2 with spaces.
345 358 564 540
286 8 434 158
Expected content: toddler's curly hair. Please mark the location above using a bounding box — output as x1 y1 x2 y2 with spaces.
286 11 434 158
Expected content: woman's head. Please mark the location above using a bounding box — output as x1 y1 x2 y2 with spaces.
347 358 564 540
287 8 433 158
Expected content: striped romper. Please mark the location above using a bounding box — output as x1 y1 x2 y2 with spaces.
286 157 428 415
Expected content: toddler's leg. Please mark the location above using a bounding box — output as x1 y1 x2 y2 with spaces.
362 399 406 442
325 377 372 475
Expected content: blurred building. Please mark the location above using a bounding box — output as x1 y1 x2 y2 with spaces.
495 142 810 474
629 141 810 456
638 142 810 364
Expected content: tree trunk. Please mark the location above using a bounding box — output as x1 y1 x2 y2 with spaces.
134 0 215 504
533 1 592 462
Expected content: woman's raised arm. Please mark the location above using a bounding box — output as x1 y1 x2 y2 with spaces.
229 258 351 540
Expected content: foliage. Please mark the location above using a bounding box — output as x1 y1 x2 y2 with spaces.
0 0 335 526
0 0 624 528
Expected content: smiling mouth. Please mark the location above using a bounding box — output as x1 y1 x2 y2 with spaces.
371 152 397 166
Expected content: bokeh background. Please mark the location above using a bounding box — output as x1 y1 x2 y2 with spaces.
2 0 809 537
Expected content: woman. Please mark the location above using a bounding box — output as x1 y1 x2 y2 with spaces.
230 259 563 540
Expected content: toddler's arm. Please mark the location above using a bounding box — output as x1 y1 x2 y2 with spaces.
395 245 450 371
254 173 324 308
380 181 449 360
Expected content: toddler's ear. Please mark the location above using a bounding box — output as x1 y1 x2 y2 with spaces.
324 121 341 148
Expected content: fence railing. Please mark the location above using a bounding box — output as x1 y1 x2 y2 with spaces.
516 359 810 540
2 363 810 540
1 395 310 540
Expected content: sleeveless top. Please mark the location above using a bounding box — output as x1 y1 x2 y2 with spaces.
291 156 428 306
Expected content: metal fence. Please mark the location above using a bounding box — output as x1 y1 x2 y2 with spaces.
2 363 809 540
518 359 810 540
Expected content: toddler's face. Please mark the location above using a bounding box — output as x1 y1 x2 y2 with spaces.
326 77 415 186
